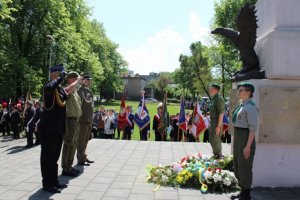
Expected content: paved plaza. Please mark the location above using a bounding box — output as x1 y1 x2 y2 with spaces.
0 136 299 200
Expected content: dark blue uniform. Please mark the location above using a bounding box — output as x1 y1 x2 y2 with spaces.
39 76 67 189
24 106 35 147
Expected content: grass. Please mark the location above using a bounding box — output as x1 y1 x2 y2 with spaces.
95 100 205 141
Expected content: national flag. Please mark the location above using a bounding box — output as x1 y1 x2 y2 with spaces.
158 94 168 133
133 93 150 130
117 96 131 131
223 113 229 133
189 101 206 138
178 97 187 132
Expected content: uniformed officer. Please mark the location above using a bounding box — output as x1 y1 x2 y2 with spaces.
230 82 258 200
77 74 94 165
208 83 225 159
39 64 68 193
24 100 35 148
61 72 82 177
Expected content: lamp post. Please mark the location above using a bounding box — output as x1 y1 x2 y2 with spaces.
46 35 55 80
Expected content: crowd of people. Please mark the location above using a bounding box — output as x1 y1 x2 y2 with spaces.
0 64 258 199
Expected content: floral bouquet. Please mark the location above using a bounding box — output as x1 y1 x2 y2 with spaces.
146 153 239 193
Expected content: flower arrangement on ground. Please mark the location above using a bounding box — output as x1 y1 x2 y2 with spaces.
146 153 239 193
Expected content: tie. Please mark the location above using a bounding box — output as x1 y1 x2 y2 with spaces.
232 103 243 123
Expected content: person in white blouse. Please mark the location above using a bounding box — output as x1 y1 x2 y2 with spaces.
104 109 115 139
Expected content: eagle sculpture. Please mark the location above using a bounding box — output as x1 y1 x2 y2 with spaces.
211 3 265 81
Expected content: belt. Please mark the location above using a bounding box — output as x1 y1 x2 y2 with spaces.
234 127 249 131
67 117 78 119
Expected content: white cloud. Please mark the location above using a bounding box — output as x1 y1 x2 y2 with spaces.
119 28 186 75
189 11 210 45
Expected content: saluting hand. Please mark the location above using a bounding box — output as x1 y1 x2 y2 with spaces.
243 146 251 160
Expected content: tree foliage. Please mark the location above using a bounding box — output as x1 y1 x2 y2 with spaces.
174 42 212 99
0 0 127 101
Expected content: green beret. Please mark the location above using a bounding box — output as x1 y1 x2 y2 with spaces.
66 71 79 79
210 83 221 90
238 82 255 93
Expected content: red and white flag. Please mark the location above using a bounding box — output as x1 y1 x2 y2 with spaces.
118 96 131 131
189 101 206 138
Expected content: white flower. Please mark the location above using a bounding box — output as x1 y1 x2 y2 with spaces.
152 177 158 182
161 175 169 183
204 171 213 180
223 177 231 186
213 173 222 182
166 169 172 176
155 169 162 175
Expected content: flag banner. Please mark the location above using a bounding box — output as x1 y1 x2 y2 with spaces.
134 94 150 130
117 96 131 131
189 101 206 138
158 94 168 134
178 97 187 132
223 113 229 133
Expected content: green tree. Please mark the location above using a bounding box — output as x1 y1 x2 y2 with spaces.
176 42 212 99
211 0 258 76
0 0 127 101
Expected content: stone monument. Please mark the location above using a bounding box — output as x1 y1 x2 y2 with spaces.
230 0 300 187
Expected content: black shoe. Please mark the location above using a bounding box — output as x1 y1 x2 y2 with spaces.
241 189 251 200
23 145 33 148
86 158 94 164
43 186 61 193
71 167 81 174
62 169 79 177
56 182 68 189
77 162 90 166
230 192 241 200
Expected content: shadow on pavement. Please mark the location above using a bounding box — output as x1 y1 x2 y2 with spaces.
5 145 38 154
28 188 54 200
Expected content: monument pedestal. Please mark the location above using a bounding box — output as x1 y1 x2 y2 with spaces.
231 80 300 187
229 0 300 187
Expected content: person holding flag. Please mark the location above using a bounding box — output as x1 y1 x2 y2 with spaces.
117 96 132 139
133 91 151 141
178 97 187 142
188 99 207 142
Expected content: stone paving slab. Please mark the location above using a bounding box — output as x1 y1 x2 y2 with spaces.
0 138 298 200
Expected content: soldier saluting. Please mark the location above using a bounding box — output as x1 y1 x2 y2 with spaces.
76 74 94 165
39 64 77 193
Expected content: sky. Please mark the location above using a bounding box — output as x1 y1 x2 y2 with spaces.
86 0 216 75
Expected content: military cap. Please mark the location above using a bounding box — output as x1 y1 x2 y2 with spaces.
66 71 79 80
210 83 221 90
238 82 255 93
49 64 64 73
82 74 92 80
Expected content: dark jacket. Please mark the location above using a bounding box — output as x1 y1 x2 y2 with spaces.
39 77 67 135
124 113 134 133
24 107 35 127
10 111 21 130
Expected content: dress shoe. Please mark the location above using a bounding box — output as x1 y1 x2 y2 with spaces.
78 162 90 166
71 167 81 174
230 192 241 200
86 158 94 164
62 169 79 177
43 186 61 193
23 144 33 149
56 182 68 189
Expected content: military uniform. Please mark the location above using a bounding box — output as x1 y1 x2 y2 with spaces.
209 93 225 156
39 64 67 192
77 82 93 164
62 75 82 174
232 98 258 190
24 104 35 147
